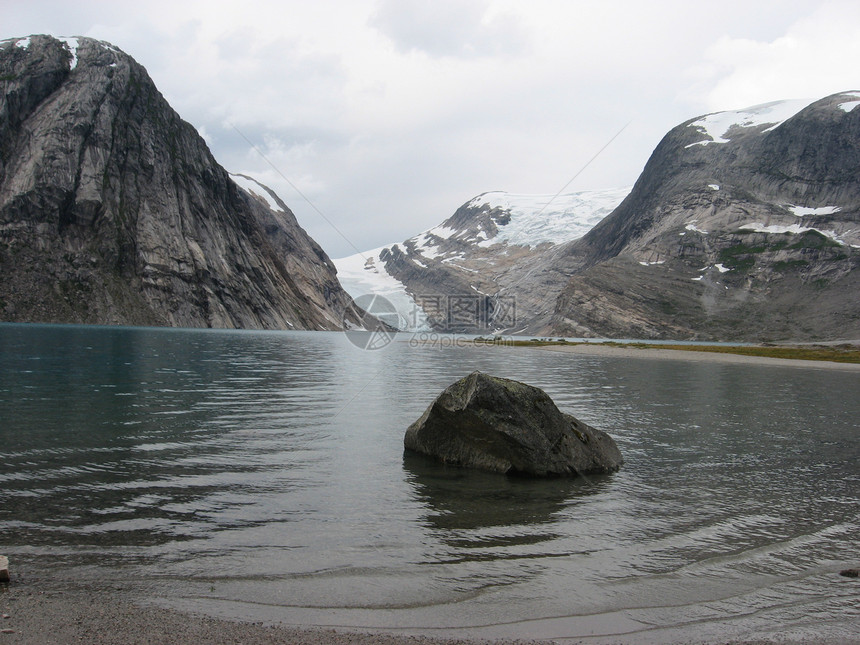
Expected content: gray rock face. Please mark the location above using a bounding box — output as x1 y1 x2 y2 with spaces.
404 371 623 477
0 35 365 329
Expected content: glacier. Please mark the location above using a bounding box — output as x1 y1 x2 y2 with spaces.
334 188 629 331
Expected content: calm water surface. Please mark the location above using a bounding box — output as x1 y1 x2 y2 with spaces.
1 324 858 643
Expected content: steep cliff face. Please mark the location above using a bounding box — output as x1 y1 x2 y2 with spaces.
0 35 362 330
549 93 860 341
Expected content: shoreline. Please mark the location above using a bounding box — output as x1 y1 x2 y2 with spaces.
0 562 860 645
2 585 850 645
2 575 855 645
1 582 546 645
514 342 860 371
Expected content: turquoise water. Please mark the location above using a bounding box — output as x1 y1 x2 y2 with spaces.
1 324 858 642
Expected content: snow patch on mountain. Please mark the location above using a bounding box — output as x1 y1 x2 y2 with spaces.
738 222 846 244
685 221 708 234
837 91 860 112
411 232 444 260
686 99 813 147
786 204 841 217
426 224 458 240
6 35 79 68
57 37 80 69
230 173 285 213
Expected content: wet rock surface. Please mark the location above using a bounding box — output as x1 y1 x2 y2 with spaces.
404 371 623 477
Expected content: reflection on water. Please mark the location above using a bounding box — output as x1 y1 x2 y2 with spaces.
1 324 859 642
404 451 597 532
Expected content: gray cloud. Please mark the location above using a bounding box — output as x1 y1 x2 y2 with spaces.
370 0 529 58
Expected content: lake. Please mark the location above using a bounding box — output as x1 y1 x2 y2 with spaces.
1 324 858 643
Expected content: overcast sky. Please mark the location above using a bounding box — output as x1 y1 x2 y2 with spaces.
4 0 860 257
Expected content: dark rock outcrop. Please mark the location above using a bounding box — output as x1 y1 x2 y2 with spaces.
0 35 365 329
404 371 622 477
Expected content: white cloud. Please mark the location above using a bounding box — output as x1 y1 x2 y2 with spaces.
370 0 529 58
691 1 860 111
2 0 858 257
196 125 213 146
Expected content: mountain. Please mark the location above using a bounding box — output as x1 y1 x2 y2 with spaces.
0 35 364 330
338 92 860 342
334 188 629 332
549 92 860 341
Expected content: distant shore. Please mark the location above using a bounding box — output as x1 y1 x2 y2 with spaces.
500 340 860 370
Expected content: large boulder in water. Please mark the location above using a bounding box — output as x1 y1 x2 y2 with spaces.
404 371 623 477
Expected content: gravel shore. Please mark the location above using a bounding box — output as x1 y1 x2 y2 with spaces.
3 579 857 645
0 583 548 645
